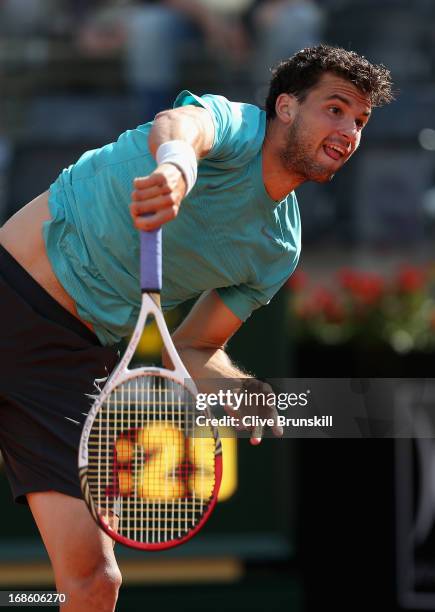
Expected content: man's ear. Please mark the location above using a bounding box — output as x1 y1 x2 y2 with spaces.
275 93 298 124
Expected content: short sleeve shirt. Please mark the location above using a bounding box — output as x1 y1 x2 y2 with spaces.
43 91 301 345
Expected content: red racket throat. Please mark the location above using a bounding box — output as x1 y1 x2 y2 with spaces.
103 454 222 551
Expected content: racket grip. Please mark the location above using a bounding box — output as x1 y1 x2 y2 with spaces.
140 228 162 292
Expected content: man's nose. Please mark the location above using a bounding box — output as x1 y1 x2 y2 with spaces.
339 119 358 145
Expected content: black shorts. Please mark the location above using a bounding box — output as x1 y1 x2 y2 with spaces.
0 246 118 504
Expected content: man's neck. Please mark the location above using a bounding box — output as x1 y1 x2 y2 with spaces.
262 120 306 201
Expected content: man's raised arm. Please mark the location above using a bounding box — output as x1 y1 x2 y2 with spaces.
130 105 214 231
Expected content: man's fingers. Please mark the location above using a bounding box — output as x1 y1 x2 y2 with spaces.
132 184 170 201
134 174 165 189
264 405 284 437
272 423 284 437
134 164 184 191
238 379 284 439
250 424 263 445
224 405 245 431
130 194 177 217
131 165 187 231
134 207 178 231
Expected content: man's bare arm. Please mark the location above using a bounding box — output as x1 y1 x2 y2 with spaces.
148 105 214 160
130 105 214 230
164 290 249 385
164 290 283 444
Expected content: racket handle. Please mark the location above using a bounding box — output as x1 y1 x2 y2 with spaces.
140 228 162 292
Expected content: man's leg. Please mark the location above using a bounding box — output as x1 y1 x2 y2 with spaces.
27 491 122 612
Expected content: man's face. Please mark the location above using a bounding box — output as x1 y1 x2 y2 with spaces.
280 73 372 183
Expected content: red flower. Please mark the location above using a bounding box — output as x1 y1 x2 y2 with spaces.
354 275 385 305
287 269 308 291
312 287 346 323
338 269 385 305
397 266 426 293
290 263 435 349
337 268 360 291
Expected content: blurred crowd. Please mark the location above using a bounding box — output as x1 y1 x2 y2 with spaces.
0 0 325 116
2 0 435 120
1 0 435 248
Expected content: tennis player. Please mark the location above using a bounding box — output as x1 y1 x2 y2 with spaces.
0 45 392 610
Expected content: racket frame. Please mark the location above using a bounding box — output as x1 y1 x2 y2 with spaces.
79 291 222 550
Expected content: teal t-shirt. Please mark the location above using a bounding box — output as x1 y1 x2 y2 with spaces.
43 91 301 345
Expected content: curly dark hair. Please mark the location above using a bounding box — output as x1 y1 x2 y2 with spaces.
265 45 394 120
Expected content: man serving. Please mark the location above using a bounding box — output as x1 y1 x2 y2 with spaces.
0 45 392 611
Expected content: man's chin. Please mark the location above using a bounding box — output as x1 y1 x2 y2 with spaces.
302 159 337 183
310 169 335 183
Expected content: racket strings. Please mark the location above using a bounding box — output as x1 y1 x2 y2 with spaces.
86 375 217 545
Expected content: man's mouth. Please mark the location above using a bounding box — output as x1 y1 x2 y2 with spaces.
323 143 347 161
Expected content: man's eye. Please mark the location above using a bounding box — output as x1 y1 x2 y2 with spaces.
355 119 365 129
329 106 341 115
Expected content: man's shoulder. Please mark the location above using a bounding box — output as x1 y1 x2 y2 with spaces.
174 89 263 125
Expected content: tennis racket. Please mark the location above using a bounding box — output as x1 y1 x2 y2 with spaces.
78 226 222 550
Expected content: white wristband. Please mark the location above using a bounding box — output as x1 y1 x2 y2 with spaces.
156 140 198 196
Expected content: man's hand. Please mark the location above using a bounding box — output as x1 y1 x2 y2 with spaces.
131 163 187 231
224 378 284 446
